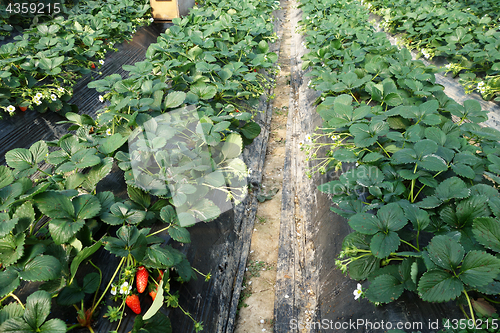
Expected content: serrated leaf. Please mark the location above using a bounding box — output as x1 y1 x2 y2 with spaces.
434 177 470 201
39 319 66 333
99 133 128 155
0 233 25 266
377 203 407 231
29 141 48 165
96 192 115 216
81 157 113 191
365 274 404 303
401 202 430 231
164 91 186 109
459 251 500 287
0 302 24 325
418 270 462 302
0 269 20 298
349 254 381 280
0 214 18 238
348 213 381 235
174 257 197 282
5 148 33 171
0 317 33 332
70 241 102 280
49 218 85 245
35 191 74 219
0 166 14 189
19 255 62 282
73 194 101 220
168 225 191 243
24 290 50 329
451 163 475 179
160 205 176 224
370 231 400 258
427 235 464 270
419 154 448 172
221 133 242 159
127 186 151 209
146 244 183 268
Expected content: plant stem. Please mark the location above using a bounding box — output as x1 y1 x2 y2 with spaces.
91 256 125 313
66 323 82 331
482 295 500 304
9 293 25 309
147 224 172 237
89 260 103 307
376 141 391 158
463 289 475 323
400 239 419 252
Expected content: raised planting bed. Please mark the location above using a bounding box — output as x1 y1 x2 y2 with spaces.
274 0 500 332
0 0 283 331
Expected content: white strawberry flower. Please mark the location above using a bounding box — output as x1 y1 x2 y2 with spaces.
35 92 43 99
51 94 57 101
99 95 104 103
149 17 154 22
110 284 117 295
6 105 15 113
34 99 42 106
58 87 64 93
305 134 312 142
106 128 112 136
353 283 363 300
119 281 131 295
99 59 104 65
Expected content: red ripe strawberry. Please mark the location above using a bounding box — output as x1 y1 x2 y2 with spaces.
90 63 96 69
136 266 149 293
19 106 27 112
125 294 141 314
149 290 157 301
253 69 257 72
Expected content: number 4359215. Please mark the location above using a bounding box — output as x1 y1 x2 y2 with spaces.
6 2 61 15
443 318 498 330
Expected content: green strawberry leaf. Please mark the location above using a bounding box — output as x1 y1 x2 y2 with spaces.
365 274 404 303
417 270 462 302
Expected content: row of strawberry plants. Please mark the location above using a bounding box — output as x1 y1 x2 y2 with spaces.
0 0 279 331
300 0 500 323
0 0 152 118
361 0 500 102
0 0 78 40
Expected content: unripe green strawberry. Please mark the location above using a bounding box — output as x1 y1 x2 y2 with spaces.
136 266 149 293
125 294 141 314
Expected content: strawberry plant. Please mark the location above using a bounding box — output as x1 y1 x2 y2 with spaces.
300 0 500 323
0 0 153 118
362 0 500 102
0 0 279 331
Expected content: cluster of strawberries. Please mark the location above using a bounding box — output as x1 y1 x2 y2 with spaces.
125 266 163 314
